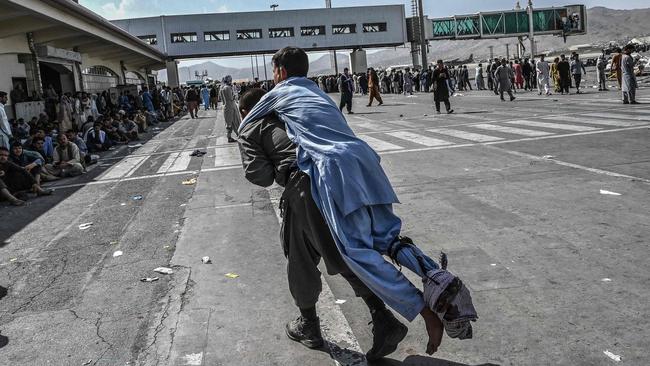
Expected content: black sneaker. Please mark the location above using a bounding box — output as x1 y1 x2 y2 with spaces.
285 316 324 349
366 309 408 361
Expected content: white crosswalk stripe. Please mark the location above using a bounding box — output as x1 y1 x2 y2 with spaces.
385 131 453 147
135 141 161 155
470 123 554 137
541 115 646 127
350 120 393 132
361 135 404 151
101 156 150 180
585 112 650 121
215 136 229 145
168 151 193 172
214 146 242 167
428 128 503 142
505 120 600 132
157 152 180 174
386 119 422 128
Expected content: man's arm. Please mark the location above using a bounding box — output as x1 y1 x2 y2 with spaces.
238 121 277 187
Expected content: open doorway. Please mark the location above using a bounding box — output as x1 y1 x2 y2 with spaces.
39 62 75 95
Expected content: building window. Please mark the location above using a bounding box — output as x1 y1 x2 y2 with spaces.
269 27 294 38
237 29 263 40
137 35 157 45
363 23 387 33
332 24 356 34
171 32 197 43
204 31 230 41
300 26 326 36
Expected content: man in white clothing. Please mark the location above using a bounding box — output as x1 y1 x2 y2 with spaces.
0 92 13 150
536 55 551 96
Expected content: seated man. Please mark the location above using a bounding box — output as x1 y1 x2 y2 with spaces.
132 111 147 133
65 130 90 165
10 142 57 184
102 116 127 144
24 135 52 164
50 133 84 177
87 122 112 153
0 146 52 206
238 88 406 359
117 111 139 141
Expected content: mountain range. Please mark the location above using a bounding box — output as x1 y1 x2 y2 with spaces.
159 6 650 83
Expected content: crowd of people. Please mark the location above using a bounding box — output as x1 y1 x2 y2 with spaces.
315 46 642 116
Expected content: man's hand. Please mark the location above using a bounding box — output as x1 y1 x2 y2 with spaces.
25 163 36 171
420 306 444 355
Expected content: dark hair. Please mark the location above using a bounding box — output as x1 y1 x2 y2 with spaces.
239 88 267 113
0 146 9 152
272 47 309 77
0 91 6 98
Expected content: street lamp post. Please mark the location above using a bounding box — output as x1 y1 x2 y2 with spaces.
417 0 428 68
270 4 278 11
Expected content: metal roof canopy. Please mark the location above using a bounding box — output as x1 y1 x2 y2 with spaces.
422 4 587 41
0 0 166 69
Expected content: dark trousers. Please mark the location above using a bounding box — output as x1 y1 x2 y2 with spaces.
434 98 451 112
560 76 570 93
573 74 582 91
339 93 352 113
280 171 378 309
1 169 35 194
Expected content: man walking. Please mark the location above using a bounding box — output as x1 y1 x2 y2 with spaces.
570 53 587 94
185 86 200 119
596 51 609 91
536 55 551 96
0 91 12 150
219 75 241 142
366 68 383 107
432 60 454 114
338 68 354 114
621 44 639 104
495 59 516 102
239 47 476 360
557 55 571 95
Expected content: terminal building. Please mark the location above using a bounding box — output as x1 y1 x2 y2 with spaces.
0 0 165 120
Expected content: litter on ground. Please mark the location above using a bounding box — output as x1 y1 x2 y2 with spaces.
542 155 556 160
78 222 93 230
225 273 239 279
153 267 174 275
182 178 197 185
140 277 160 282
601 278 612 282
131 195 143 201
201 256 212 264
603 350 621 362
600 190 621 196
113 251 123 257
335 299 347 305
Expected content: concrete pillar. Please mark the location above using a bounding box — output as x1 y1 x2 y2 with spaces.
166 60 179 87
348 49 367 74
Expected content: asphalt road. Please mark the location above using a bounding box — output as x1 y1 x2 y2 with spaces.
1 79 649 366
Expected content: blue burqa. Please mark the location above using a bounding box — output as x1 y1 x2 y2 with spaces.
239 77 438 321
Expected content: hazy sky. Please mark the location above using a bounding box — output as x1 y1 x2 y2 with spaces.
80 0 648 69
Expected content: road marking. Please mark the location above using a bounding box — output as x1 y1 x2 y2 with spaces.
215 136 229 145
386 131 453 147
470 123 554 137
428 128 503 142
100 156 150 180
135 141 161 155
585 112 650 121
361 135 404 151
540 115 646 127
505 120 600 132
351 120 393 132
157 152 180 174
168 151 193 172
386 119 422 128
214 146 241 167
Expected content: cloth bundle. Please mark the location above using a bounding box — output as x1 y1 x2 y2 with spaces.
423 268 478 339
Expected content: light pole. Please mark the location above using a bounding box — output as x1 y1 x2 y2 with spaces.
417 0 427 68
270 4 278 11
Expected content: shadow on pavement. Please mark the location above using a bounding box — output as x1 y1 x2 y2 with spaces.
372 355 500 366
0 286 7 349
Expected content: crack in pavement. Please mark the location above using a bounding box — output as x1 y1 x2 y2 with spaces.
93 315 115 365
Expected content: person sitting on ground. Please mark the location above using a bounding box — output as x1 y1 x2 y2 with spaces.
0 146 52 206
65 129 90 165
10 142 58 184
14 118 30 140
24 133 53 164
117 111 139 141
50 133 84 177
133 111 148 132
87 122 111 153
102 115 126 144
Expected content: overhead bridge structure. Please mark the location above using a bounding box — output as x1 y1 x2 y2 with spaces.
112 5 407 85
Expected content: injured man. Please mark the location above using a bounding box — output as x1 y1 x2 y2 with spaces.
237 47 477 361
